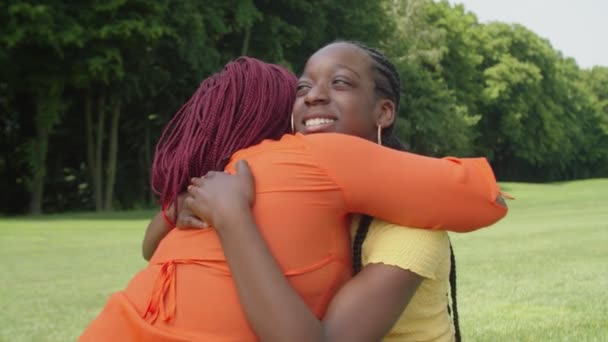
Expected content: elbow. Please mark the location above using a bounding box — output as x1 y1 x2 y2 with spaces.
496 193 508 208
467 187 510 231
489 194 509 223
142 243 153 261
142 249 151 261
449 201 508 233
472 201 509 232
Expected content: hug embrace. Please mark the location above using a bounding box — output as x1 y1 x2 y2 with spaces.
80 41 508 342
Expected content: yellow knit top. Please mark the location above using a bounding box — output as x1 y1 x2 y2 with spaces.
351 218 455 342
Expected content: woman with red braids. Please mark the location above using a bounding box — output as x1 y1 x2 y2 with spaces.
173 42 501 342
80 54 506 341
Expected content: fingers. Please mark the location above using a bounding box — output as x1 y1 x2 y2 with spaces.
184 195 202 213
177 191 190 201
190 176 205 187
182 196 210 229
235 160 252 179
187 182 207 197
190 170 225 187
184 195 195 209
177 216 208 229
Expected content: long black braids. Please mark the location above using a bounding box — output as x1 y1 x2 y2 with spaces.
343 40 462 342
448 241 461 341
342 40 401 142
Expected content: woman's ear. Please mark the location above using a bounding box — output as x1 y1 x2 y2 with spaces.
375 99 396 129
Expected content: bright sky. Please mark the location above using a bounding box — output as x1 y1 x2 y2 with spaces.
447 0 607 68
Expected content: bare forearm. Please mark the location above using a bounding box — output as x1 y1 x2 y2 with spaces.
216 213 325 342
142 211 172 261
185 163 417 340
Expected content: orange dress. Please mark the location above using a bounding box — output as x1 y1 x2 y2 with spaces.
80 133 506 341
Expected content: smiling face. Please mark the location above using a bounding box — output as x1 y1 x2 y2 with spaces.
293 42 391 142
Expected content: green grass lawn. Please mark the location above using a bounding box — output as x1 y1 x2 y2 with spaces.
1 180 607 341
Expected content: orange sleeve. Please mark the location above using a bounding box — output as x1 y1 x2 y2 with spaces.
304 133 507 232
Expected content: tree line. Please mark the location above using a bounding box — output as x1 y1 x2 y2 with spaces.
2 0 607 215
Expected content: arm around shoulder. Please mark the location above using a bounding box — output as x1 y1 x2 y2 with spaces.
304 134 508 232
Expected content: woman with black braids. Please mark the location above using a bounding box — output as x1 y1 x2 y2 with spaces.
176 41 508 341
81 53 504 341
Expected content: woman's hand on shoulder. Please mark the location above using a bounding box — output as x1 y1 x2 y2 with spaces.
184 160 255 230
175 195 207 229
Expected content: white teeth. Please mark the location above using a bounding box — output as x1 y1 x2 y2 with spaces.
305 118 336 127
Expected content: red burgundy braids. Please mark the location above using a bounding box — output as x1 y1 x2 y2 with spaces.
151 57 297 214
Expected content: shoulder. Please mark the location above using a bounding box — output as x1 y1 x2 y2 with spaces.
300 132 376 152
226 134 340 191
352 218 450 280
228 134 309 168
367 219 449 245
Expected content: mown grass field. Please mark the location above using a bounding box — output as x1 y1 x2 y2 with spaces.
1 180 607 341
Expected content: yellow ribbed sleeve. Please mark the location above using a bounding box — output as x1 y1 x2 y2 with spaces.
350 217 455 342
354 218 448 280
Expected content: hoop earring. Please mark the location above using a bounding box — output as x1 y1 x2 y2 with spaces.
291 114 295 134
377 124 382 145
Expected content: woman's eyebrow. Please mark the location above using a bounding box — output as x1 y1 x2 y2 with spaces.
335 64 361 79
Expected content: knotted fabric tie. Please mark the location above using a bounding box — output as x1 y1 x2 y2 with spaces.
143 259 208 323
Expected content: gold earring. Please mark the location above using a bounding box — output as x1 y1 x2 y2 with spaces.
377 124 382 145
291 114 295 134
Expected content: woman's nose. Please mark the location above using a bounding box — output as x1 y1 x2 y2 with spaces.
304 84 329 106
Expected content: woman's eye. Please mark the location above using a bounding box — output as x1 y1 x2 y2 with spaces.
296 84 310 95
333 78 350 86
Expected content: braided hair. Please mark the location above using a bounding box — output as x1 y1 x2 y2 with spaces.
151 57 297 216
339 40 402 142
342 41 462 341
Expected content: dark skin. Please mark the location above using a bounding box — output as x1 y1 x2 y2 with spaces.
142 211 172 261
144 43 423 341
142 193 195 261
143 43 507 340
183 161 421 342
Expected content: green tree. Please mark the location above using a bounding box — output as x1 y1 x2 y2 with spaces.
579 66 608 176
383 0 477 156
4 0 605 214
2 2 83 214
72 0 266 211
583 66 608 133
64 0 168 211
474 22 606 180
217 0 393 71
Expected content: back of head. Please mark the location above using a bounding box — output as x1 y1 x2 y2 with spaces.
152 57 297 207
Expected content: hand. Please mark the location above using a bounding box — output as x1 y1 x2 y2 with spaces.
165 192 206 229
165 192 193 225
185 160 255 230
176 193 208 229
